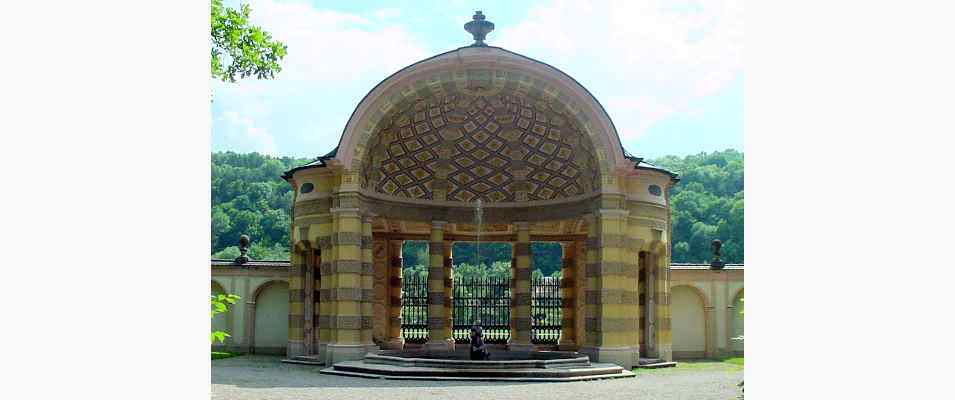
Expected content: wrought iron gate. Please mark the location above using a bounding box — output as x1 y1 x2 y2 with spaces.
401 275 563 345
531 276 562 344
400 275 428 343
452 276 512 344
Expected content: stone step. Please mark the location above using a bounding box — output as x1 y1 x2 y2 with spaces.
280 355 325 366
636 361 677 369
321 361 635 382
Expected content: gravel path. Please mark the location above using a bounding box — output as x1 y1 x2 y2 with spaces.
212 355 743 400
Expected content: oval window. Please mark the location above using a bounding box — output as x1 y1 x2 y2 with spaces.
648 185 662 196
300 183 314 194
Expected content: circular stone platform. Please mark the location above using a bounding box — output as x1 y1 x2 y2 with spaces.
320 350 635 382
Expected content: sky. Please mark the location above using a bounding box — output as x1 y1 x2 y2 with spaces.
211 0 743 160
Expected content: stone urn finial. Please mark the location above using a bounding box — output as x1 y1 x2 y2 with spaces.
235 234 250 265
710 239 725 270
464 11 495 46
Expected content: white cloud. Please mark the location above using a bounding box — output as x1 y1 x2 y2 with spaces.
243 0 429 83
212 0 431 156
218 111 278 155
496 0 743 140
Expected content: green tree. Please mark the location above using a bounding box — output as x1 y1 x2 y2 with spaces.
211 0 287 83
211 293 240 343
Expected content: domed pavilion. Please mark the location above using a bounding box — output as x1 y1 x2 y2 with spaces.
282 12 678 369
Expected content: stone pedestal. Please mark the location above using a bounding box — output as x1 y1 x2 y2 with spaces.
325 344 369 365
579 345 639 369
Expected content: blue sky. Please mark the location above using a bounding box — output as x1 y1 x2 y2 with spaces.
212 0 743 160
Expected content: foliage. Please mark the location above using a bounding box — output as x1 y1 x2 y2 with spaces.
211 293 241 343
211 152 312 258
211 0 287 83
652 149 744 263
212 351 240 360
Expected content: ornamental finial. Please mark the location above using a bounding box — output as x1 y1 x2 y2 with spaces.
464 11 495 46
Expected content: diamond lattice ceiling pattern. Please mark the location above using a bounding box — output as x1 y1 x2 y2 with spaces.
362 86 600 203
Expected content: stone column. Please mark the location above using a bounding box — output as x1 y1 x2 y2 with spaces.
558 241 577 350
323 204 366 364
303 246 316 356
573 239 587 352
316 215 333 361
704 304 716 358
385 240 405 349
444 240 454 344
653 249 673 361
581 214 598 351
360 215 377 353
424 221 452 351
580 208 639 369
510 221 533 351
287 245 307 357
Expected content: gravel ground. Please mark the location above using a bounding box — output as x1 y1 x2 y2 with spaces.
212 355 743 400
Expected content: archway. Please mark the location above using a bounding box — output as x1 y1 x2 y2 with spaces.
731 289 744 355
211 280 232 345
671 285 707 359
252 281 289 355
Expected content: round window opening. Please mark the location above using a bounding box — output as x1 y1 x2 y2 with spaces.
648 185 662 196
300 183 314 194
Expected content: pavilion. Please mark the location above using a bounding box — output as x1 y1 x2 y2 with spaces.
278 12 680 369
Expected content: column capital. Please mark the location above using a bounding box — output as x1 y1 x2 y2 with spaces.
361 213 376 223
431 220 448 229
514 221 530 230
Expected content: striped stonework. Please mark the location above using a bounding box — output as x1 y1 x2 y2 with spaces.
594 209 627 347
558 241 576 349
316 217 333 360
573 240 587 351
288 249 306 357
386 240 404 349
625 216 644 356
582 214 598 348
360 215 375 349
424 221 451 350
443 240 453 339
329 204 363 347
510 221 532 349
638 251 647 356
651 249 673 360
580 207 641 368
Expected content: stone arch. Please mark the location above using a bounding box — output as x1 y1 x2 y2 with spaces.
248 280 289 355
730 288 744 354
671 284 709 359
211 280 232 345
334 47 629 198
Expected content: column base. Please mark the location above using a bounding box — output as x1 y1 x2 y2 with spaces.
578 345 639 369
324 344 369 365
657 344 673 361
423 339 455 352
287 340 306 358
383 337 405 350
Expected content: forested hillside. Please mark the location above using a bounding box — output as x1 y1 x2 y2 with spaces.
211 150 743 269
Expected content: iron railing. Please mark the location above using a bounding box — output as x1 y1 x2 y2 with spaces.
451 276 512 344
400 275 428 343
400 275 563 345
531 276 562 344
